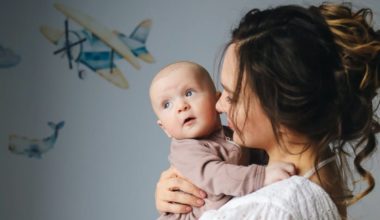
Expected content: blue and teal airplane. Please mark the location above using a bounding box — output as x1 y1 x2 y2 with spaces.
40 3 154 89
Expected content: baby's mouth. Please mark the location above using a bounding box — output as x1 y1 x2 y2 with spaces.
183 117 196 125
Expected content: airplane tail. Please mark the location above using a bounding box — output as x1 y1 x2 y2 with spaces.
130 19 155 63
115 19 155 63
40 25 64 45
130 20 151 44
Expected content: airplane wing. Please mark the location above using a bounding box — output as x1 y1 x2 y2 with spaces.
40 25 64 45
54 3 141 69
130 19 151 44
96 67 129 89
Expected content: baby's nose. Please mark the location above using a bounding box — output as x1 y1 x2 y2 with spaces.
177 101 190 112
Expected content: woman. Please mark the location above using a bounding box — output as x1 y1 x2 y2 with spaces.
155 3 380 219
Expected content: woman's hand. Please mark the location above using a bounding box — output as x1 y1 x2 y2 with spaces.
155 167 206 214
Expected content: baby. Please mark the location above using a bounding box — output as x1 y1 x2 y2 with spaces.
150 61 295 220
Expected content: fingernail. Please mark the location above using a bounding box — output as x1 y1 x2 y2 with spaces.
186 206 192 212
199 190 206 198
197 199 204 205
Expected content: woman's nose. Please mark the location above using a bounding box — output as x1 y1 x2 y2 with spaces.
216 98 224 113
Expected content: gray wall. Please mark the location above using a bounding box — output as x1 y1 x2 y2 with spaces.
0 0 379 219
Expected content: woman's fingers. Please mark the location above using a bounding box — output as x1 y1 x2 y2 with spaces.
157 200 192 214
171 177 206 199
161 190 204 208
159 167 206 199
155 170 206 214
156 189 204 214
157 177 205 206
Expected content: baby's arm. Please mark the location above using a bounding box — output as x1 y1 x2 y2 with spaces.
170 140 295 197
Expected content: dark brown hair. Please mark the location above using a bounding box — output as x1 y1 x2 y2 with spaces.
225 2 380 218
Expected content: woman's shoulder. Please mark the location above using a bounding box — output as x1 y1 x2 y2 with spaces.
222 176 319 210
200 176 341 220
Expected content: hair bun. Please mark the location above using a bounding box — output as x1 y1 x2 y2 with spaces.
319 3 380 100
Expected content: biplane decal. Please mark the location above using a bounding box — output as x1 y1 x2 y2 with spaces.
40 3 154 89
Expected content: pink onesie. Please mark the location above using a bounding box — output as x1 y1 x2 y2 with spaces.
158 128 265 220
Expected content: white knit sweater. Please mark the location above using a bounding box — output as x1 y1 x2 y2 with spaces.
200 175 341 220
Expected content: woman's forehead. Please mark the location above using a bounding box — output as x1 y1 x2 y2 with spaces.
221 45 238 86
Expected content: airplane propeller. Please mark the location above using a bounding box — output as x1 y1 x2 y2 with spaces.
65 19 72 68
53 19 86 69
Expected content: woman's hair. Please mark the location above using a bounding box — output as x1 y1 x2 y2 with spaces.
225 2 380 218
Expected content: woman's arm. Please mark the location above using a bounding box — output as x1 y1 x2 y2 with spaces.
155 167 206 214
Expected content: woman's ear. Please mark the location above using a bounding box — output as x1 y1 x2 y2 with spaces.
157 120 172 138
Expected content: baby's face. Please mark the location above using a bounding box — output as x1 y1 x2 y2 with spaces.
150 68 220 139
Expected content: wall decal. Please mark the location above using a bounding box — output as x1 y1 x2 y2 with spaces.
0 44 21 68
8 121 65 159
40 3 155 89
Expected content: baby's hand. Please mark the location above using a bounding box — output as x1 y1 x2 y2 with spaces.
264 162 296 186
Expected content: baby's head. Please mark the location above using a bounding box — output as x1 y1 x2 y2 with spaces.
150 61 221 139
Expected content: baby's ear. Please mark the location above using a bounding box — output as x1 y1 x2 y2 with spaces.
157 120 172 138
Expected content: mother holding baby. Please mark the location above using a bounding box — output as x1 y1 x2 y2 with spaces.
155 2 380 219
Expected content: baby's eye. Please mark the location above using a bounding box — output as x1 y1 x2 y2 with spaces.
163 101 171 109
185 90 194 97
